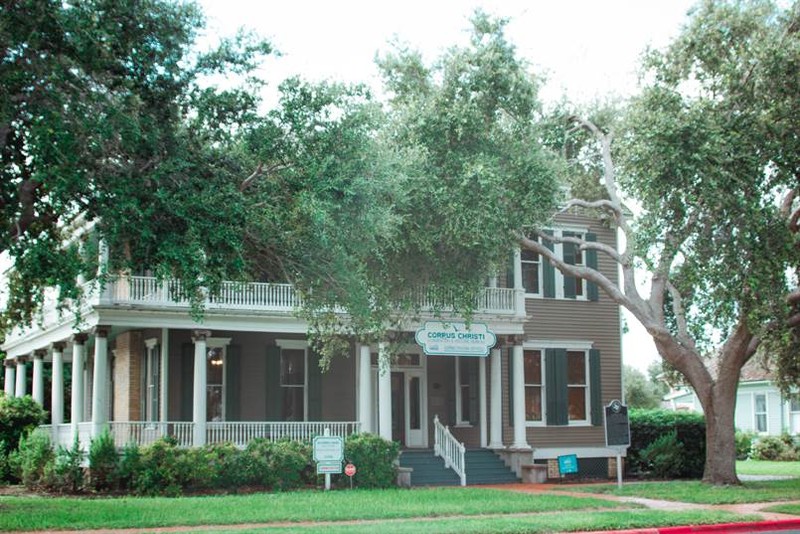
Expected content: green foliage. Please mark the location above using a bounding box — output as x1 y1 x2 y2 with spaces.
624 365 667 409
11 431 54 489
735 430 756 461
629 409 706 479
88 430 119 491
0 393 47 459
45 438 86 493
750 434 799 462
639 431 685 479
135 438 193 497
342 433 400 489
117 442 142 491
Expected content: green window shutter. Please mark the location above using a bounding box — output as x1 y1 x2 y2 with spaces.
449 359 457 425
590 349 602 426
506 252 515 289
265 345 282 420
468 358 479 425
542 231 556 298
507 349 514 426
180 343 194 421
586 233 599 301
545 348 568 426
225 345 241 421
307 350 322 421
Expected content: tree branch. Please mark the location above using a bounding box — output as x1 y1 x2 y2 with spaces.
666 281 698 352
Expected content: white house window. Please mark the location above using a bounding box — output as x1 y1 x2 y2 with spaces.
144 339 160 422
790 397 800 435
754 393 768 433
455 357 477 425
562 231 586 298
521 238 541 295
524 350 543 422
281 348 306 421
206 347 224 422
567 351 589 422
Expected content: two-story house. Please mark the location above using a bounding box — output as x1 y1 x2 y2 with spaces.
1 212 622 484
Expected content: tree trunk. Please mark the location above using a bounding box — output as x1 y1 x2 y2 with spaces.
700 383 740 485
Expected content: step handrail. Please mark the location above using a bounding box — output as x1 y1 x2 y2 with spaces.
433 414 466 486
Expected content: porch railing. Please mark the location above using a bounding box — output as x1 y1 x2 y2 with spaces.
433 414 466 486
40 421 361 450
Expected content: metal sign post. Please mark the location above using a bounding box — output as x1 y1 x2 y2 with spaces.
604 400 631 489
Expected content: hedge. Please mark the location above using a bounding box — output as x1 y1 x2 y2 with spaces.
629 408 705 479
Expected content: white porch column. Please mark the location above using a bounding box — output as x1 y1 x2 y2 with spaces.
159 328 170 422
32 351 45 405
489 348 503 448
479 355 488 448
71 334 87 440
4 360 15 397
512 344 529 449
15 357 27 397
358 344 372 433
51 343 65 425
91 327 110 437
377 342 392 441
192 330 211 447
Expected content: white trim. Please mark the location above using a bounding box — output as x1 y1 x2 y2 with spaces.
533 446 626 459
753 392 768 434
524 340 593 350
144 337 158 350
208 337 232 348
276 339 308 350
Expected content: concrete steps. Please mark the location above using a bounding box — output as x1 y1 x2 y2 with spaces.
398 449 520 487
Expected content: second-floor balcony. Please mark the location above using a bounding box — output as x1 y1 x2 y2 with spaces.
101 276 518 315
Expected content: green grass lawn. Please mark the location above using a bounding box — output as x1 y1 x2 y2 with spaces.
220 510 758 533
0 488 627 532
764 503 800 515
558 478 800 505
737 460 800 477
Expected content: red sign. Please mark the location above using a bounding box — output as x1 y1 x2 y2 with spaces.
344 463 356 477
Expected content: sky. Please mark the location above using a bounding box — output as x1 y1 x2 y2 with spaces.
197 0 699 372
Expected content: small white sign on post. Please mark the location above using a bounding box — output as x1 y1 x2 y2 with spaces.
313 429 344 490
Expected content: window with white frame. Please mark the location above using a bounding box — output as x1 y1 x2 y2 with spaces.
519 229 597 301
144 339 160 422
562 231 586 298
567 351 589 422
281 347 306 421
523 350 543 422
455 357 478 425
790 397 800 435
754 393 768 433
521 238 541 295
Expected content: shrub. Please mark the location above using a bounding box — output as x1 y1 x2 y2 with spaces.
342 433 400 489
629 409 705 478
735 430 755 460
11 431 54 489
135 438 192 496
88 429 119 491
244 439 279 488
751 434 799 461
639 430 685 479
0 394 46 481
45 438 85 493
117 442 141 491
269 439 313 490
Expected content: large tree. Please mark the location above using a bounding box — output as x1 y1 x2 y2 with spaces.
525 0 799 484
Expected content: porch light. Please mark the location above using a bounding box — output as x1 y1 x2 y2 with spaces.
207 349 223 366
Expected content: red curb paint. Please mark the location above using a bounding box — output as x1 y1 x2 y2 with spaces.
659 519 800 533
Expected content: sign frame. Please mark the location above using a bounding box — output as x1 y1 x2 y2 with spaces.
313 435 344 462
414 321 497 357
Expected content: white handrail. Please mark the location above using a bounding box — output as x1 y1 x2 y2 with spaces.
433 414 466 486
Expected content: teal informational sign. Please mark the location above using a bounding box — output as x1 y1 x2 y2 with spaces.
415 321 496 357
313 435 344 462
558 454 579 475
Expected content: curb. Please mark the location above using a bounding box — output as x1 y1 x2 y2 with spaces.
579 519 800 534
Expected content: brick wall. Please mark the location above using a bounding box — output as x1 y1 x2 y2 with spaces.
113 331 144 421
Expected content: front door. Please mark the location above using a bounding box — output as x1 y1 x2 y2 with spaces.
371 350 428 448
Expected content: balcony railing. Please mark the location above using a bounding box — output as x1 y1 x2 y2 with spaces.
39 421 362 450
101 276 517 316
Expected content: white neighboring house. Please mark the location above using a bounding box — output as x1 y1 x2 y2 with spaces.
664 367 800 437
